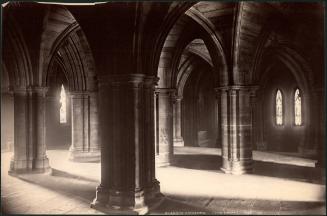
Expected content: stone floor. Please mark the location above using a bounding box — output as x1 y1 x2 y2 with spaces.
1 147 326 215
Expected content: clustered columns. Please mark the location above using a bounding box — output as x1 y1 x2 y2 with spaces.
91 74 161 214
215 86 258 175
69 91 100 162
9 86 51 174
173 95 184 147
154 88 175 167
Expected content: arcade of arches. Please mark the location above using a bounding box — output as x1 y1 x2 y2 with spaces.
1 1 325 215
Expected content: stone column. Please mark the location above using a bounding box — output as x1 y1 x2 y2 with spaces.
215 89 222 148
69 91 100 162
173 95 184 147
216 86 257 175
250 88 257 152
32 87 51 172
255 90 266 151
9 86 50 174
143 77 161 202
313 89 325 168
9 88 31 173
1 90 14 152
154 88 174 167
91 74 161 214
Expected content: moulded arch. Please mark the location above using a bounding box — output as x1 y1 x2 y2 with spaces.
39 5 96 92
257 46 312 95
157 8 229 90
176 53 214 98
2 14 33 88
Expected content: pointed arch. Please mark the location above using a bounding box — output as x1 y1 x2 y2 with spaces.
2 14 33 88
40 5 96 91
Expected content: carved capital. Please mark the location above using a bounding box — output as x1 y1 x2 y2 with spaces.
155 88 175 98
27 86 49 97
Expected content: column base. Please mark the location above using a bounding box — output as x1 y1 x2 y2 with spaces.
173 138 184 147
91 182 163 215
91 200 148 215
220 158 253 175
9 157 51 175
155 153 173 167
144 179 161 202
68 147 100 162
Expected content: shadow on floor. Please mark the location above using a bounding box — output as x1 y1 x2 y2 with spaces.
163 194 325 215
13 171 98 202
7 167 325 215
151 197 211 214
171 154 325 184
172 154 222 171
253 160 325 185
10 171 211 215
51 168 99 183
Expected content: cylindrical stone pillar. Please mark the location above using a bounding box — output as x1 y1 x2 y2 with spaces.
155 88 174 167
89 92 100 155
9 88 31 173
1 90 14 152
69 91 100 162
91 74 162 214
173 95 184 147
214 89 222 148
33 87 50 172
313 89 325 168
9 87 51 174
143 77 161 202
216 86 257 175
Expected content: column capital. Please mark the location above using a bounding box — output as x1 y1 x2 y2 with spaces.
154 88 176 97
13 86 27 95
144 76 159 88
214 85 259 91
70 90 90 99
215 85 259 97
1 85 13 94
98 74 149 87
173 95 183 101
27 86 49 96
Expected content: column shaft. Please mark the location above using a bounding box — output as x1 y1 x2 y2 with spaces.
1 91 14 152
143 77 161 201
33 88 50 171
69 91 100 162
91 75 161 214
155 88 174 167
216 86 257 175
173 96 184 147
9 87 50 174
313 89 325 167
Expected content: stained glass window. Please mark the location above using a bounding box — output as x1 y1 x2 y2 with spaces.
276 89 283 125
59 84 67 124
294 88 302 125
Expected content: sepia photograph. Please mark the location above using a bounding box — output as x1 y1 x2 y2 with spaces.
1 1 325 215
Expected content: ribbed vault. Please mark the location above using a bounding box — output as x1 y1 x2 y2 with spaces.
2 14 32 88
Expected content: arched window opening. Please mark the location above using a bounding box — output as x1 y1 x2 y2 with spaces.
294 88 302 126
276 89 283 125
59 84 67 124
